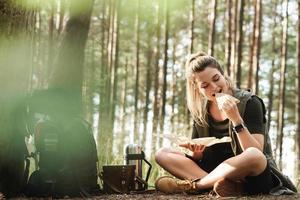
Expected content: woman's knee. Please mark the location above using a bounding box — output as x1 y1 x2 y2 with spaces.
243 147 267 175
155 147 171 164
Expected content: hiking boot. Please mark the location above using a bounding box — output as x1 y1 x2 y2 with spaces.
213 178 244 197
155 176 200 194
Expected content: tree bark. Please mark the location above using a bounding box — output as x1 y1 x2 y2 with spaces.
208 0 217 56
267 0 278 133
296 0 300 184
276 0 288 170
236 0 244 88
248 0 262 94
134 0 140 142
254 0 262 94
230 0 238 81
49 0 94 102
226 0 232 76
121 58 128 133
160 0 169 140
185 0 195 129
152 0 162 148
110 0 121 132
143 33 153 147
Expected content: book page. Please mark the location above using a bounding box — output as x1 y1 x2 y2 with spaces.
155 134 231 147
190 136 231 147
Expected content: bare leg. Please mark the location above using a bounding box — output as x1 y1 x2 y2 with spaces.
196 147 267 189
155 147 208 179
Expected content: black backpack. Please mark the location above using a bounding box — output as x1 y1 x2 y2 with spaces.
25 117 100 197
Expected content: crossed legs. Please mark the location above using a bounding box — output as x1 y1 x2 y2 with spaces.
155 147 267 190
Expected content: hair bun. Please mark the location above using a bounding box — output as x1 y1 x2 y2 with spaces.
195 52 207 57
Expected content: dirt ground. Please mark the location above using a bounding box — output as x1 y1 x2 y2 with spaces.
83 191 300 200
4 190 300 199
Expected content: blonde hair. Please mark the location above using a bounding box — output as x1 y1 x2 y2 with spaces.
185 52 234 126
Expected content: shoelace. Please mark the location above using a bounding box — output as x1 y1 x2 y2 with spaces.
176 178 201 190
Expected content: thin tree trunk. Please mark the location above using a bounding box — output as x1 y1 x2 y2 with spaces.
254 0 262 94
143 33 153 147
171 34 177 133
236 0 244 88
57 0 65 35
267 0 278 132
248 0 262 94
190 0 195 54
296 0 300 184
276 0 288 170
121 58 128 132
230 0 238 81
208 0 217 56
134 0 140 142
248 0 257 90
111 0 121 132
153 0 162 149
98 0 108 146
47 0 55 85
185 0 195 129
226 0 232 76
160 0 169 140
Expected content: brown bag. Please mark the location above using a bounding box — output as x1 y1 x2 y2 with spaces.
101 165 136 194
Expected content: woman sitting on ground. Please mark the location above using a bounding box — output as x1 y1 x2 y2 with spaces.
154 52 297 197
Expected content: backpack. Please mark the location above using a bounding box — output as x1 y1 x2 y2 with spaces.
25 117 100 197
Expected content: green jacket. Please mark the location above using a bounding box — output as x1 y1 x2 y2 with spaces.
192 89 297 195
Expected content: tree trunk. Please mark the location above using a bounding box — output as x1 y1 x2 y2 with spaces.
248 0 262 94
57 0 65 35
267 0 278 132
226 0 232 76
230 0 238 81
185 0 195 129
153 0 162 149
254 0 262 94
121 58 128 133
111 0 121 133
236 0 244 88
134 0 140 142
143 33 153 147
49 0 94 102
171 34 177 133
98 0 108 147
160 0 169 140
276 0 288 170
208 0 217 56
190 0 195 54
47 1 55 86
0 1 31 196
296 0 300 185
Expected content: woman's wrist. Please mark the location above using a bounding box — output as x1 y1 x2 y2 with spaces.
231 117 244 126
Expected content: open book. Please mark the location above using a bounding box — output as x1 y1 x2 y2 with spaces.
156 134 231 147
189 136 231 147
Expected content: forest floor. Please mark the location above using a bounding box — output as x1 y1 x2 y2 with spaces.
92 193 300 200
8 191 300 200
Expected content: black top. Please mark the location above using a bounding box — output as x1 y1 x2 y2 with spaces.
191 96 266 172
208 95 265 138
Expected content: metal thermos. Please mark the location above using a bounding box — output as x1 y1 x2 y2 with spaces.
125 144 151 191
